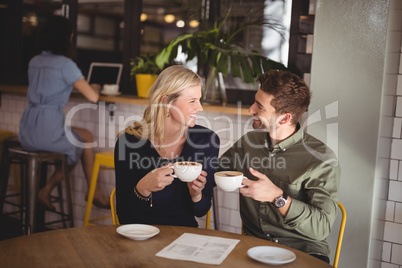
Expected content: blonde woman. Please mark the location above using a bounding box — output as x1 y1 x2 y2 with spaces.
114 65 220 226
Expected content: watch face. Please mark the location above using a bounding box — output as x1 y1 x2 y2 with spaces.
275 197 286 208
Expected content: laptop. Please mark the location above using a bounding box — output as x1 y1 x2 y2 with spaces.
87 62 123 86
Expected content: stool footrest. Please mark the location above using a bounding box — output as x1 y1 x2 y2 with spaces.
2 211 24 217
4 200 22 208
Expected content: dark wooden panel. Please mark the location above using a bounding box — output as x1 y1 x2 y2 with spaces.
299 15 315 34
295 53 312 74
0 0 24 84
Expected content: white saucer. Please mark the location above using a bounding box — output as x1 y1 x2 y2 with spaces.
247 246 296 265
100 90 122 96
116 224 160 241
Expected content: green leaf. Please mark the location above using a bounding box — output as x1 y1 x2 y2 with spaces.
208 50 220 67
239 56 254 84
217 53 229 75
269 59 287 71
130 54 160 75
187 39 197 60
261 57 287 73
155 34 193 69
251 56 262 77
198 49 209 65
169 44 180 62
230 54 241 79
156 46 173 69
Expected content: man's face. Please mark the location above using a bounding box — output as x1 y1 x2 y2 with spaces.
249 89 280 132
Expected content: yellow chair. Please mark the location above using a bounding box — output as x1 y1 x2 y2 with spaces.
83 151 114 226
206 208 211 229
110 188 119 225
110 187 211 228
0 130 15 142
334 201 346 268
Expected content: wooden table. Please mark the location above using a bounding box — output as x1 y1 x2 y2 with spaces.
0 225 332 267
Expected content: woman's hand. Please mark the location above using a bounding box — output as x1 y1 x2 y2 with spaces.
188 170 207 203
136 163 175 196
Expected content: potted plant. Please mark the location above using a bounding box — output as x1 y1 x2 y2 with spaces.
130 54 161 98
155 8 287 104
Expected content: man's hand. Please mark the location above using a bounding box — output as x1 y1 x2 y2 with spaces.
240 167 283 202
240 167 292 216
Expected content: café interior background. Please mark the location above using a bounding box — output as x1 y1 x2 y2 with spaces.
1 0 402 267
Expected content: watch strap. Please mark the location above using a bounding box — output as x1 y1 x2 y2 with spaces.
274 191 288 208
282 191 288 201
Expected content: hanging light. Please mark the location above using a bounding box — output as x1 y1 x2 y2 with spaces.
189 20 199 28
176 20 185 28
164 14 175 23
140 13 148 22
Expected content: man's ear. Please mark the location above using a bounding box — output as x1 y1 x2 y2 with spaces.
279 113 292 125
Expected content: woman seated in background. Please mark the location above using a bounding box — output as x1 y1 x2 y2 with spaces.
114 65 220 227
19 15 109 210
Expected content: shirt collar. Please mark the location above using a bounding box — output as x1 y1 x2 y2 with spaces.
265 124 303 152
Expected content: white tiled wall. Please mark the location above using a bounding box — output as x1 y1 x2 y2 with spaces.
378 0 402 267
0 93 251 232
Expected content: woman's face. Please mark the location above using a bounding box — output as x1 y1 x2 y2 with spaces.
169 84 203 128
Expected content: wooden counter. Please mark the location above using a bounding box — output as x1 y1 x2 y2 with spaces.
0 84 250 115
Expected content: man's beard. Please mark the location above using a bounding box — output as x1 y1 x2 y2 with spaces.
253 115 279 133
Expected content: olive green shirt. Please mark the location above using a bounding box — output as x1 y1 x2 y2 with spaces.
218 127 341 257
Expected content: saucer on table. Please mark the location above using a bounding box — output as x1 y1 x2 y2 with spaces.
247 246 296 265
116 224 160 241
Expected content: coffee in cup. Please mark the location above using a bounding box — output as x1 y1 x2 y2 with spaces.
214 171 246 192
171 161 202 182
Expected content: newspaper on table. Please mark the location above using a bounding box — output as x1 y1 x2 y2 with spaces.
156 233 240 265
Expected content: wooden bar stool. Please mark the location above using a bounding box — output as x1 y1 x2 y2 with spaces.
0 135 22 218
0 137 74 234
83 151 114 226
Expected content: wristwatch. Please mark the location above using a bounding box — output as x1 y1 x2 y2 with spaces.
274 191 288 208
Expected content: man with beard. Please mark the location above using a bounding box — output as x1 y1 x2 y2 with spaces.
218 70 340 264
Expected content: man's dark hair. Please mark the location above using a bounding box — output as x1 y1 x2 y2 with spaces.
257 70 311 124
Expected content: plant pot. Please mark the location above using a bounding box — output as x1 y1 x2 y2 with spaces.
135 74 157 98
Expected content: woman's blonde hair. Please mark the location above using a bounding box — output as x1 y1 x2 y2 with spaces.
124 65 202 148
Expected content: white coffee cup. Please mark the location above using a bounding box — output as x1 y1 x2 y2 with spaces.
171 161 202 182
214 171 246 192
103 84 119 94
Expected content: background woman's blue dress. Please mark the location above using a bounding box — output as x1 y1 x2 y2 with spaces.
19 51 84 165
